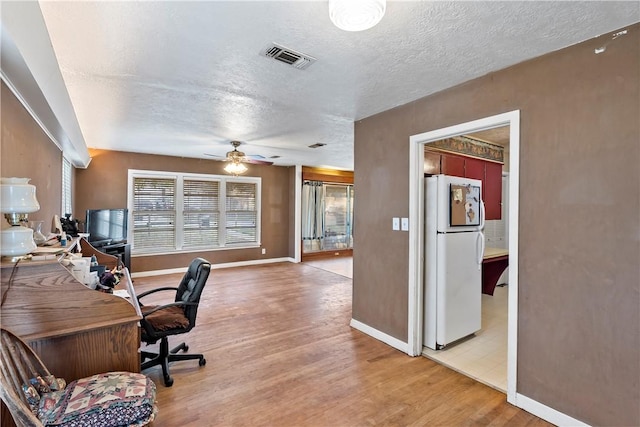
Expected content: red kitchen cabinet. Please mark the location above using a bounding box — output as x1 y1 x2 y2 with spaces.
464 157 485 181
424 151 441 175
441 153 465 177
424 150 502 220
484 161 503 220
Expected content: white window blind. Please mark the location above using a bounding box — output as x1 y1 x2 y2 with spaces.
183 179 219 248
62 157 72 216
129 171 260 254
225 181 257 244
132 177 176 251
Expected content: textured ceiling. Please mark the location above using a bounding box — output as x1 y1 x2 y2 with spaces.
36 1 638 170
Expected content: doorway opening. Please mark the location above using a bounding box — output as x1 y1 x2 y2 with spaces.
422 134 510 392
407 110 520 405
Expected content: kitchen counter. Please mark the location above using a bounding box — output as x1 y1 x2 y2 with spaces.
482 247 509 295
483 247 509 260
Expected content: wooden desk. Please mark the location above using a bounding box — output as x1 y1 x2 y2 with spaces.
482 247 509 296
0 261 142 381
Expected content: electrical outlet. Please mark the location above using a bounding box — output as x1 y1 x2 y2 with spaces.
261 248 266 255
392 217 400 231
401 217 409 231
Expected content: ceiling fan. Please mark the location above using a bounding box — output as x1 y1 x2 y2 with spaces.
205 140 275 175
204 141 274 166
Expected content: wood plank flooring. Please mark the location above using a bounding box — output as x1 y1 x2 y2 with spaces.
133 262 549 427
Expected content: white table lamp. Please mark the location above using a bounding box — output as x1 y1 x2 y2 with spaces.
1 177 40 259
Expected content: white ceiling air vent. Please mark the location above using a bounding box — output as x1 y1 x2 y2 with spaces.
261 43 316 70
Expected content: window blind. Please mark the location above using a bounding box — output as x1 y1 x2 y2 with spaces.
132 177 176 251
129 171 260 254
225 181 257 244
183 179 219 248
62 158 72 216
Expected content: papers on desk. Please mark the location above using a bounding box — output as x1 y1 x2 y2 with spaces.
30 247 65 261
32 247 65 254
113 289 131 299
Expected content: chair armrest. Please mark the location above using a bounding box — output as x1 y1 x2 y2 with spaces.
141 301 198 317
136 286 179 301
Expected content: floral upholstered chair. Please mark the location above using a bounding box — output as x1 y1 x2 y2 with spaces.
0 328 157 427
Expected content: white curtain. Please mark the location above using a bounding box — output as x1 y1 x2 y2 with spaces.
302 181 324 244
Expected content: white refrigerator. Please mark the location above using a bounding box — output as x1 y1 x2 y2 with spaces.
424 174 485 350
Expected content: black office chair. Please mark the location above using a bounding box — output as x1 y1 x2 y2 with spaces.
138 257 211 387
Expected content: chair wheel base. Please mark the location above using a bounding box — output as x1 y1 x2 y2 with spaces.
141 337 206 386
164 376 174 387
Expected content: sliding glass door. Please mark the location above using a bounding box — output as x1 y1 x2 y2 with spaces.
302 182 353 253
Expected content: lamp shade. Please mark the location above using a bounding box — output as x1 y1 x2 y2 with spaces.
1 177 40 214
1 227 36 257
224 161 248 175
329 0 386 32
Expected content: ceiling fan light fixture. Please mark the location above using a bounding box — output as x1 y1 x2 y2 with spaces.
224 160 248 176
329 0 386 32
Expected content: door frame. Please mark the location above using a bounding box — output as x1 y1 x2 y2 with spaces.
407 110 520 404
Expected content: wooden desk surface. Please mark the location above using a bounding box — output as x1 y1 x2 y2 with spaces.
1 256 143 426
1 261 140 341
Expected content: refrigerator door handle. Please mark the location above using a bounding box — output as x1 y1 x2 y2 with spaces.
476 231 485 270
479 200 486 231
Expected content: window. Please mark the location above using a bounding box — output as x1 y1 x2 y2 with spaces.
129 170 260 254
225 182 257 244
302 181 354 253
62 157 73 215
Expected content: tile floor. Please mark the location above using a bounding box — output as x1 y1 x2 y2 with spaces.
422 285 508 392
304 256 353 279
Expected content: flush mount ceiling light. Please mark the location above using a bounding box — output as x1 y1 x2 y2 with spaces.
329 0 386 32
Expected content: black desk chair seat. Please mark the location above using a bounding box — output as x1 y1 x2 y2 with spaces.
138 257 211 387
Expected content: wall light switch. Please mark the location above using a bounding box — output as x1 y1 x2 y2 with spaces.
392 217 400 231
401 217 409 231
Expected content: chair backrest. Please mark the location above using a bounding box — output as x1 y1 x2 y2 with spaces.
0 328 47 427
175 257 211 326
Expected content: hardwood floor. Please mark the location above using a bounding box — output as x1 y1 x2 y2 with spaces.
133 262 549 427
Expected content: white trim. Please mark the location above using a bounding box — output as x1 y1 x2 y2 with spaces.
407 134 424 356
294 165 302 263
130 243 261 258
515 393 589 427
127 169 262 253
131 256 295 278
1 4 91 167
408 111 520 405
0 73 64 152
350 319 410 354
506 117 520 405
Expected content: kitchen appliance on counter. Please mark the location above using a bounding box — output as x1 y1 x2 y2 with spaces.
424 174 485 350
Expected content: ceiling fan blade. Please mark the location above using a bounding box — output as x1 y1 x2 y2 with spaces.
245 159 273 165
204 153 224 158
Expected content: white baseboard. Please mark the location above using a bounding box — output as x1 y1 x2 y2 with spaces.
515 393 589 427
350 318 409 354
131 257 296 278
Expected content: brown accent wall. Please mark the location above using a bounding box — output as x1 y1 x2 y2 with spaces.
76 149 293 272
1 82 63 235
353 24 639 426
